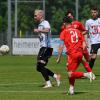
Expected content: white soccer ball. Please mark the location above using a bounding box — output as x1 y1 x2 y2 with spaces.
0 45 10 54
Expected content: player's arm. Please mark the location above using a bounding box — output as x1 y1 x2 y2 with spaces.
81 34 87 50
56 40 64 63
61 23 66 31
79 22 87 35
34 21 50 34
82 41 87 50
34 28 50 33
82 30 87 35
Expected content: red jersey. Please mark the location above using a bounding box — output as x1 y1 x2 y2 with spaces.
61 20 86 32
60 26 84 55
61 23 66 32
71 20 86 31
72 20 89 61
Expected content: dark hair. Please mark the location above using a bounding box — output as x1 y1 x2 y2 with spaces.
63 16 72 23
65 9 73 16
91 6 98 11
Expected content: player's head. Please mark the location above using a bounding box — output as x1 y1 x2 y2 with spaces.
34 9 44 22
65 9 74 20
63 16 73 24
91 6 98 19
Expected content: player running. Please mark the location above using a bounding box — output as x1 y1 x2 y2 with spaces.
61 9 93 73
57 16 96 95
34 9 60 88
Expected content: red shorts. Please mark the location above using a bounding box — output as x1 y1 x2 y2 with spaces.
67 52 83 71
83 48 89 62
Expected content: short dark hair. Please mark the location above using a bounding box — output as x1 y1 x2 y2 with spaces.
91 6 98 11
65 9 73 16
63 16 72 23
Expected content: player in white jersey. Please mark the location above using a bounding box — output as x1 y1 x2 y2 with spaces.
34 10 60 88
85 6 100 69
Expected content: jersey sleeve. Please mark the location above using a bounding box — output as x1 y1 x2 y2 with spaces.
78 21 86 31
85 21 89 31
79 30 85 42
81 34 85 41
60 30 65 41
77 29 85 42
44 21 50 29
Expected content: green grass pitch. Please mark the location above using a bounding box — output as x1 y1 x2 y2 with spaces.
0 55 99 100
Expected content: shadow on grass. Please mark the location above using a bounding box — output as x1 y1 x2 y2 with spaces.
38 84 56 87
38 84 45 87
62 91 88 95
74 91 88 95
95 74 100 77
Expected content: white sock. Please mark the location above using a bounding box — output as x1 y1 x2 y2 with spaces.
84 72 91 78
69 85 74 90
53 74 57 78
69 85 74 95
46 80 52 86
84 73 88 77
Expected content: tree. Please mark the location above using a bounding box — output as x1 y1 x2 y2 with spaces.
1 0 100 37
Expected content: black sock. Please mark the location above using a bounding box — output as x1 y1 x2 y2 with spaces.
37 63 49 81
46 68 54 77
89 58 95 69
40 68 49 81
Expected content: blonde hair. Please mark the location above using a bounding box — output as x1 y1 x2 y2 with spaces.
34 9 44 16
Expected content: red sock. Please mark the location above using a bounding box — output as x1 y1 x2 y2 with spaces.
69 77 75 86
82 61 92 72
71 72 84 78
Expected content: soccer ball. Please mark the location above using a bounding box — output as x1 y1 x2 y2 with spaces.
0 45 10 54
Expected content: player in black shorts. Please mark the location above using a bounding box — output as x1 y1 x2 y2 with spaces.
34 9 61 88
85 6 100 69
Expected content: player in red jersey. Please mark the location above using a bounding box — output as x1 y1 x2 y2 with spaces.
61 9 92 73
57 16 95 95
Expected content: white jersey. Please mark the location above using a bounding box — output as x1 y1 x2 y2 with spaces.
38 20 51 47
85 18 100 44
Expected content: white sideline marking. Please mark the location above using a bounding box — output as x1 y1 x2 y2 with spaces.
0 79 99 86
0 90 99 93
0 79 100 85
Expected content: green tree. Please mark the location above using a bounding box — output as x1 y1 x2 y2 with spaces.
1 0 100 37
0 16 2 32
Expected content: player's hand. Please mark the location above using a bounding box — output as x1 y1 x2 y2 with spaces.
34 29 39 33
56 57 61 64
83 41 87 50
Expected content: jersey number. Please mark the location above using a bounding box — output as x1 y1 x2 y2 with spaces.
70 30 78 43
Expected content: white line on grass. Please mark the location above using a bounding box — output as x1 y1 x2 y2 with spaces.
0 90 99 93
0 79 99 86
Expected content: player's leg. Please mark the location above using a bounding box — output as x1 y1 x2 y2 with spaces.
81 60 92 72
37 47 61 87
67 52 96 95
67 53 83 95
37 62 52 88
89 54 97 69
46 68 61 86
89 44 99 69
69 53 96 82
36 47 52 88
82 48 92 72
44 47 61 86
67 72 75 95
83 48 90 62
